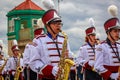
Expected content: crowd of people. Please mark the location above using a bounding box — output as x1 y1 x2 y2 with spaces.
0 5 120 80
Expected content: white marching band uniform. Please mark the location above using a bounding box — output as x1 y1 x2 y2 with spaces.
23 43 35 68
23 41 38 80
77 43 96 69
0 40 7 75
0 58 5 74
0 59 5 67
5 57 23 75
94 5 120 80
29 34 73 79
94 41 120 80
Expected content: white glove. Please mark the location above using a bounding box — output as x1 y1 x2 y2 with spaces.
12 71 15 76
52 66 59 76
110 73 119 80
88 61 94 67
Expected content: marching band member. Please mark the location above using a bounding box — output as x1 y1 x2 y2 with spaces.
29 9 73 80
0 40 5 79
23 28 44 80
5 40 23 80
0 51 4 72
94 5 120 80
0 40 4 70
76 18 102 80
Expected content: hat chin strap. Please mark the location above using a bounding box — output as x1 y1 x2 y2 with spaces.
48 24 57 34
88 36 94 43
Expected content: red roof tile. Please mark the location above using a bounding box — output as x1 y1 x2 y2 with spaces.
13 0 43 10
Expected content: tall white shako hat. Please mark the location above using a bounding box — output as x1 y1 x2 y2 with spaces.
42 9 62 25
37 18 44 28
104 5 120 32
85 18 96 36
0 40 3 52
36 18 44 35
11 39 20 52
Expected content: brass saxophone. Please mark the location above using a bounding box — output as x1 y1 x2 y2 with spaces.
0 58 8 74
56 30 75 80
0 58 8 80
14 53 23 80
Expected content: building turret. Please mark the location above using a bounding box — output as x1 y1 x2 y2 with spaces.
6 0 45 56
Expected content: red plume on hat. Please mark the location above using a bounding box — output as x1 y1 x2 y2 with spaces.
11 40 20 51
85 18 96 36
42 9 61 25
104 5 120 32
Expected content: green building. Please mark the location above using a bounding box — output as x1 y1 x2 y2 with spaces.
6 0 45 56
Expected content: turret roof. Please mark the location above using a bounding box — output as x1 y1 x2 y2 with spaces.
12 0 43 10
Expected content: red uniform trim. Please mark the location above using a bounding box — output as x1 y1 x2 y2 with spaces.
100 40 106 44
89 59 94 60
36 34 46 39
40 65 55 79
48 48 62 50
89 55 94 57
9 70 16 75
84 62 92 70
49 54 59 56
104 65 119 72
88 51 94 53
101 70 111 80
51 61 59 63
47 42 62 44
113 61 120 63
112 56 118 58
110 46 117 48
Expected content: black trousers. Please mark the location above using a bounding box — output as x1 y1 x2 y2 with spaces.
85 69 102 80
76 65 83 80
70 70 76 80
24 67 37 80
10 74 21 80
10 74 14 80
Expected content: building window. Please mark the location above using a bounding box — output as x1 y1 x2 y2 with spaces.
20 20 28 29
32 19 39 30
8 20 14 33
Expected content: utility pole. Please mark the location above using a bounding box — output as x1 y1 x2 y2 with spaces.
57 0 63 15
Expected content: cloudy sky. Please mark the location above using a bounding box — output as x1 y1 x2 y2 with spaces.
0 0 120 53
